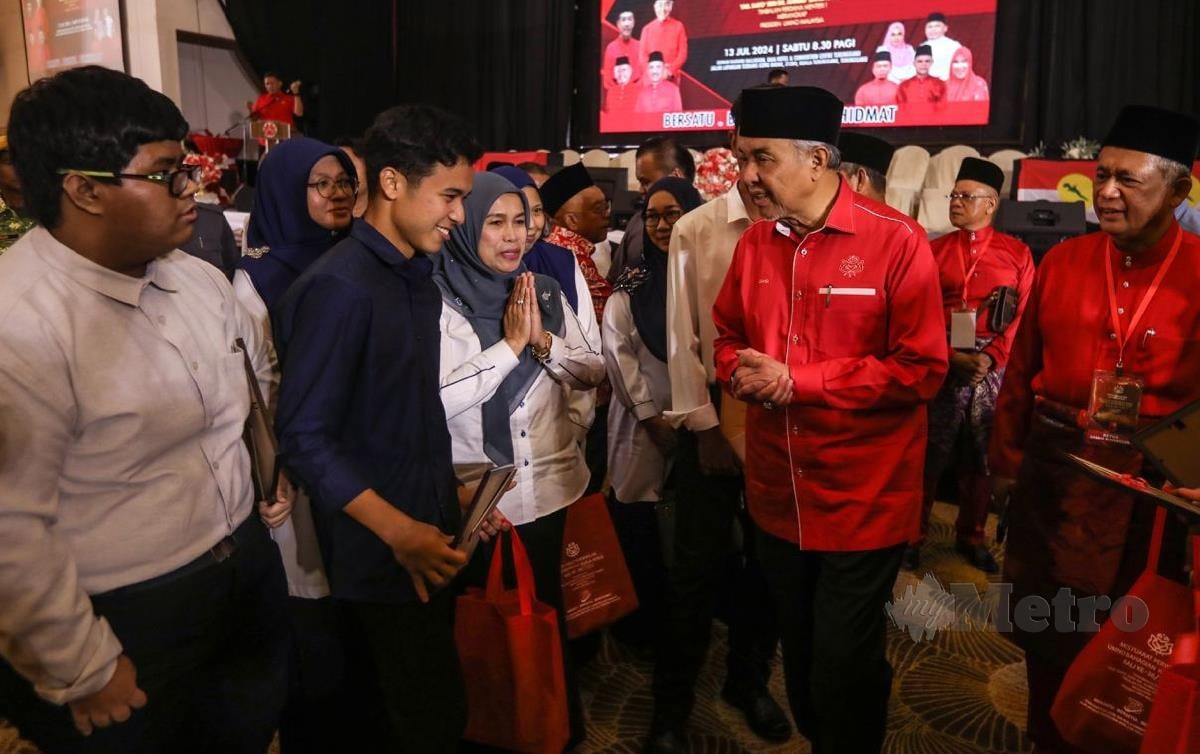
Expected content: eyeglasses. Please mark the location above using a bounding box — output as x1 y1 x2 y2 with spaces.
57 167 201 198
307 177 358 199
947 192 992 202
645 208 683 227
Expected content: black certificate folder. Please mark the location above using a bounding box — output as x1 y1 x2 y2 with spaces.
1134 399 1200 489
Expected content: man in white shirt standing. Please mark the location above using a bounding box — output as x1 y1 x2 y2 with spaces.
647 89 791 754
0 66 292 753
922 11 961 80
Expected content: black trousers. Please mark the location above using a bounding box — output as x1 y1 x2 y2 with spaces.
755 527 905 754
0 517 289 754
277 596 350 754
651 431 779 728
606 496 667 647
337 592 467 753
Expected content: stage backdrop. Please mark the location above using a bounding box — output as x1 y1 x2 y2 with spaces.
598 0 996 135
20 0 124 81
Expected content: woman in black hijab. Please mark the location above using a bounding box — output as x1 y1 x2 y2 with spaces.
603 176 701 645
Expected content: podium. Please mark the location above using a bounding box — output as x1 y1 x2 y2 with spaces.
250 119 293 155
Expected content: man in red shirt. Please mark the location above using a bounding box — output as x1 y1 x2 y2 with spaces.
246 71 303 126
639 0 688 80
990 105 1200 754
713 86 947 753
896 45 945 104
853 51 900 107
603 11 641 86
635 53 683 114
604 57 639 116
906 158 1033 573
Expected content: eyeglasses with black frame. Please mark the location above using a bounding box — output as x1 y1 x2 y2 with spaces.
56 167 202 198
947 192 993 203
644 208 684 227
307 177 359 199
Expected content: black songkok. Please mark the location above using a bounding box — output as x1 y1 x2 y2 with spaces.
541 162 595 217
838 132 896 176
737 86 843 143
955 157 1004 194
1102 105 1200 167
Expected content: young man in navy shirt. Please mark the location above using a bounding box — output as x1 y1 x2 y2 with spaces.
274 104 483 752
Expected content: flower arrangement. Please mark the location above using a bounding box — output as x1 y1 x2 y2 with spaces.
694 147 738 200
0 194 34 254
1026 141 1046 158
1060 136 1101 160
184 151 233 204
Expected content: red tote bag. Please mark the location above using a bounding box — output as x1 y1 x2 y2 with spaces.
1051 509 1195 754
560 493 639 639
1138 533 1200 754
455 530 570 754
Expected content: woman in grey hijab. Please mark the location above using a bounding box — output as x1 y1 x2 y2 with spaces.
435 171 604 742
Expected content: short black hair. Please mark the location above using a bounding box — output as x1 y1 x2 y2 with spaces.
331 134 363 152
841 162 887 195
361 104 482 196
263 71 282 81
8 65 188 228
636 135 696 181
767 68 788 82
518 161 549 177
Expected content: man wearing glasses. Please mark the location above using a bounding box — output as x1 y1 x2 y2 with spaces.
903 157 1033 573
0 66 293 752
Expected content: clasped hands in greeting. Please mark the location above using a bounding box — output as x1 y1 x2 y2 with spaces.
731 348 793 409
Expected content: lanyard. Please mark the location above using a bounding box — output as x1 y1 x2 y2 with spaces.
1104 230 1183 370
956 231 993 308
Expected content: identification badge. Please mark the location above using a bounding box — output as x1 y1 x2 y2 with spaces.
950 309 978 350
1086 369 1144 445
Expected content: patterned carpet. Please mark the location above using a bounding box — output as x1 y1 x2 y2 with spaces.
1 503 1030 754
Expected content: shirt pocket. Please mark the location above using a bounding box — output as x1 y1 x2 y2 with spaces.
813 287 887 359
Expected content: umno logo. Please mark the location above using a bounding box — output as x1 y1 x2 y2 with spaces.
839 255 865 279
262 121 279 139
1147 632 1174 656
565 542 581 558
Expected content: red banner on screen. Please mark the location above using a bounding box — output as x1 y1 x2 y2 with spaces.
599 0 997 134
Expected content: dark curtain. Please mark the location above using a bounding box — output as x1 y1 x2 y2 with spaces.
390 1 576 150
223 0 1200 151
221 0 396 142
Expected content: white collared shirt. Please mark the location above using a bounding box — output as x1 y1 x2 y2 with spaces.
666 186 753 431
439 293 604 526
0 228 273 704
926 35 961 80
603 290 672 502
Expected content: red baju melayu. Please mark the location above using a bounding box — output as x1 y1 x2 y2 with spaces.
853 79 899 107
639 17 688 76
604 83 638 115
634 81 682 113
251 93 296 125
712 182 948 551
602 36 642 85
896 75 946 104
547 226 612 324
989 221 1200 749
917 226 1034 547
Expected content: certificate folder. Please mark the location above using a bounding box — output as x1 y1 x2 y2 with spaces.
1065 453 1200 520
454 464 517 551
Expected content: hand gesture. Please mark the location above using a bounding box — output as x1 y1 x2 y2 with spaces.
503 276 534 355
68 655 147 736
732 348 794 407
289 80 302 95
258 469 296 528
388 517 468 603
524 274 545 347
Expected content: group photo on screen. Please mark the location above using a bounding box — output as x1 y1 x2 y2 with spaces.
599 0 996 133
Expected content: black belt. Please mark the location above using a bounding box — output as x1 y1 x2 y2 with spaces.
95 515 264 599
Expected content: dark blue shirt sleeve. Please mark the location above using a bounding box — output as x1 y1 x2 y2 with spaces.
275 273 373 514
